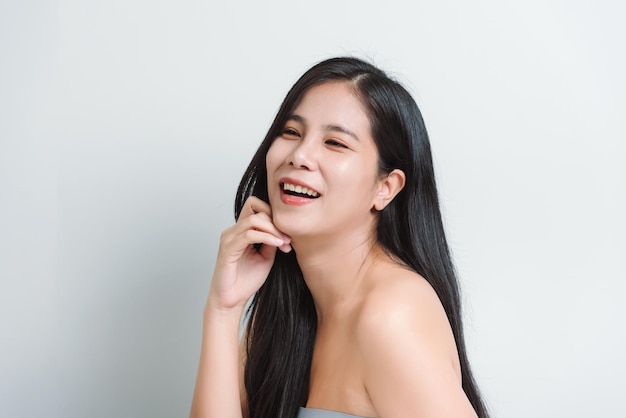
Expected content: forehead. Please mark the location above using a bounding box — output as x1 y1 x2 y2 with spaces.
291 82 372 134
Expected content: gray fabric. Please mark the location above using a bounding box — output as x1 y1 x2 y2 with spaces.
297 407 368 418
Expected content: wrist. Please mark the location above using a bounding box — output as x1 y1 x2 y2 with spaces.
204 297 246 322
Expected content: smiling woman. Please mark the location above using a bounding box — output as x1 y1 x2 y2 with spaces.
190 57 489 418
266 82 390 239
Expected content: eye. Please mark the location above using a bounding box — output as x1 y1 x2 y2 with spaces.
281 128 300 138
325 139 348 149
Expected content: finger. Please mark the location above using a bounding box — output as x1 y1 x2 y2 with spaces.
240 212 291 243
239 198 292 243
239 196 272 219
278 243 292 253
257 238 292 258
230 229 286 252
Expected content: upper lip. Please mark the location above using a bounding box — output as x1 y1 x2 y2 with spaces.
278 177 322 196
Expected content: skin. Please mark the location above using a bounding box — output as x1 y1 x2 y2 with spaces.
190 82 477 418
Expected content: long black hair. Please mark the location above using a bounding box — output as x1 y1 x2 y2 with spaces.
235 57 489 418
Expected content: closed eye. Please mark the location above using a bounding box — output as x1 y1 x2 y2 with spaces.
325 139 348 149
281 128 301 138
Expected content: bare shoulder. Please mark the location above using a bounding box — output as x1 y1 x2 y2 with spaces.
355 262 476 417
357 262 453 349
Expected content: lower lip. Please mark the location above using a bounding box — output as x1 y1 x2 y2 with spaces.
279 189 318 206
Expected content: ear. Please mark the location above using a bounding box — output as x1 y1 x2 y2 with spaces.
373 169 406 211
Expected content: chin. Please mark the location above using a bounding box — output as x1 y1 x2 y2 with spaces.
271 211 317 239
272 212 299 236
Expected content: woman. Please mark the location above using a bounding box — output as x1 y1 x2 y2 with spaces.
190 57 489 418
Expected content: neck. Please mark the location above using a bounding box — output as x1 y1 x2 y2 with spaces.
291 228 383 322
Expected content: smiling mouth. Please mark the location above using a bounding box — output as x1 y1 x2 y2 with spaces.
281 182 320 198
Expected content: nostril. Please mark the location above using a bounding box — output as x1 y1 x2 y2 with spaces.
287 146 316 170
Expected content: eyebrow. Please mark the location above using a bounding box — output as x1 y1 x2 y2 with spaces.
286 114 361 142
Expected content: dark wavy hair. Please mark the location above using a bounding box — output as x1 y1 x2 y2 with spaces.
235 57 489 418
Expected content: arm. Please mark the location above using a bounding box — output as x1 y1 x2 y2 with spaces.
358 276 477 418
189 197 291 418
190 304 245 418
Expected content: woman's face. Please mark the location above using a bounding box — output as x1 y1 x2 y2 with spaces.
265 81 383 239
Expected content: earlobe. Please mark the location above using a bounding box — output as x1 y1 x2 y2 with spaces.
373 169 406 211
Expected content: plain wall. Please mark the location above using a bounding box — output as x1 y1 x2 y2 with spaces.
1 0 624 417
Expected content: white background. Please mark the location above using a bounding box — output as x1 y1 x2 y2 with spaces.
1 0 624 417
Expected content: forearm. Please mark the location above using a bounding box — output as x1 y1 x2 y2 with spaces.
190 303 245 418
190 197 286 417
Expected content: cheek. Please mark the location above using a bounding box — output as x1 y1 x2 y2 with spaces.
331 156 378 188
265 143 276 169
332 159 380 204
265 139 287 170
330 166 376 202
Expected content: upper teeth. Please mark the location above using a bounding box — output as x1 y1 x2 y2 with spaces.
283 183 319 197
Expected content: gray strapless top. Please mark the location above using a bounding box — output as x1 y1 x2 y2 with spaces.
297 407 368 418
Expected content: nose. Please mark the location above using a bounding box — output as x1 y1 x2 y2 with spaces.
287 137 319 170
